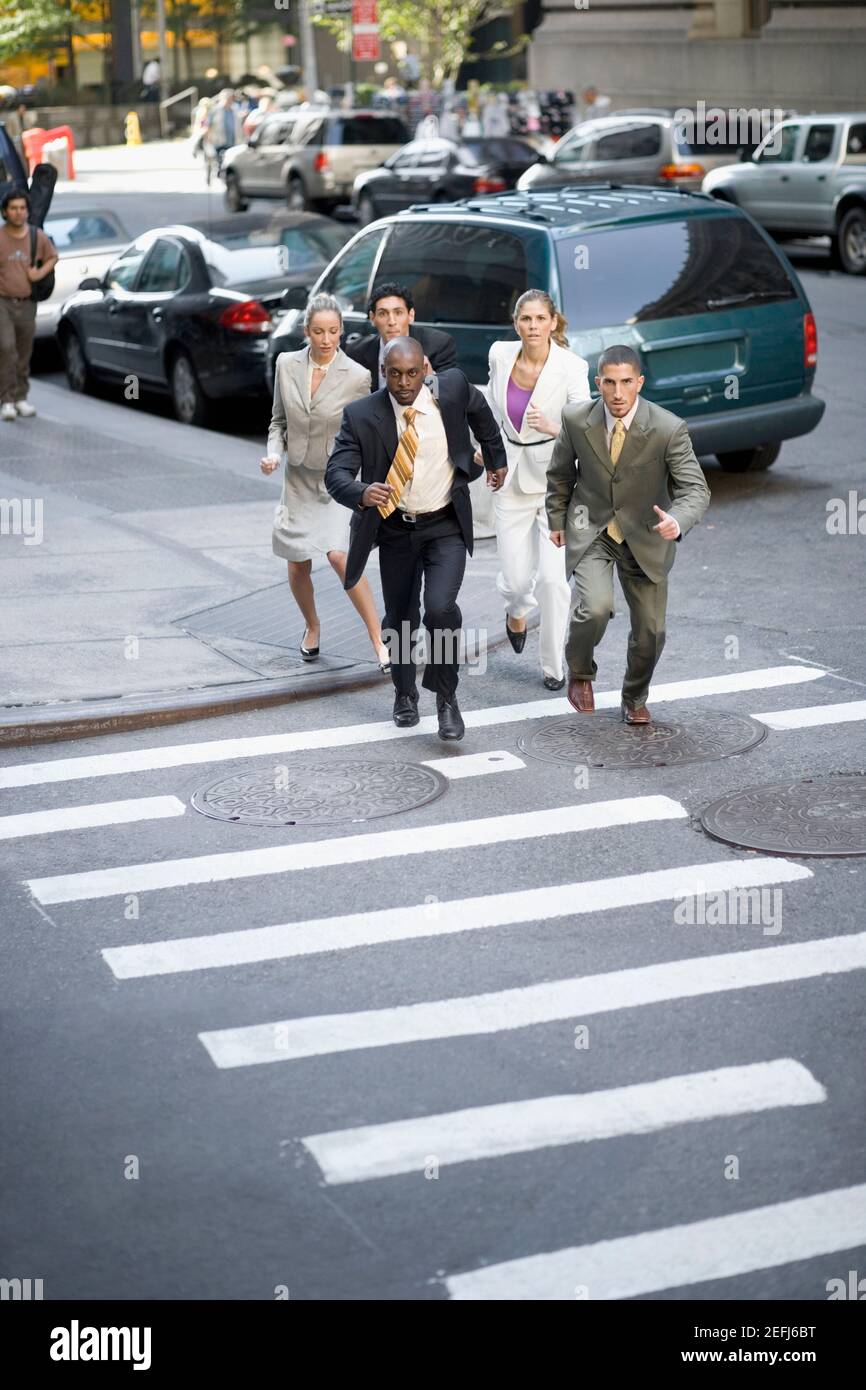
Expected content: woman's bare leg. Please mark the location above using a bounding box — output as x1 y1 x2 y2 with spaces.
287 559 319 644
327 551 388 659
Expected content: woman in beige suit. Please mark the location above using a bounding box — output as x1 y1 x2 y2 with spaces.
261 293 390 669
485 290 590 689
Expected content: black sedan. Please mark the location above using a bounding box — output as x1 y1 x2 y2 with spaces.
58 212 351 425
351 137 543 224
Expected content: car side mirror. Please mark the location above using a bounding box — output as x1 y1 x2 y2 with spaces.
78 276 103 290
281 285 310 309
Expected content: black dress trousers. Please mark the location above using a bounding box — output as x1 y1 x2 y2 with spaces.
377 504 467 699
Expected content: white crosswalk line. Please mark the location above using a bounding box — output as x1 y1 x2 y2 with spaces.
303 1059 826 1184
753 699 866 730
198 931 866 1069
25 794 687 905
102 857 811 979
0 795 185 840
422 750 525 778
445 1182 866 1300
0 665 825 790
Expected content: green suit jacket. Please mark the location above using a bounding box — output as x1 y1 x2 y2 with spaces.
545 395 711 585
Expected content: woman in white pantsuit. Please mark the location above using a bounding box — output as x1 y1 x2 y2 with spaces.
261 293 390 669
485 291 590 689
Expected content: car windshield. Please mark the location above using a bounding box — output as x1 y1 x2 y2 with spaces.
44 213 126 249
556 214 796 328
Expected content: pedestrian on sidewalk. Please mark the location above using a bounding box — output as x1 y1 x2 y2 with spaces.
546 345 711 724
261 292 391 672
325 335 508 741
0 188 58 422
482 290 590 691
345 281 457 393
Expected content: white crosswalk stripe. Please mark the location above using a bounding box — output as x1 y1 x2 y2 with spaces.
102 856 810 979
198 932 866 1069
302 1059 826 1184
445 1183 866 1300
0 664 826 790
25 795 687 904
752 698 866 730
0 795 185 840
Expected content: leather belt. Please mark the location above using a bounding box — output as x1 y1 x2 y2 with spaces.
391 501 454 525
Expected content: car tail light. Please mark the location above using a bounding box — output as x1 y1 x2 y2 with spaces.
473 175 506 194
804 310 818 368
219 300 271 334
659 162 705 180
313 152 330 173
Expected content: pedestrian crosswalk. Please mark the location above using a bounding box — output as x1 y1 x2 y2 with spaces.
6 660 866 1299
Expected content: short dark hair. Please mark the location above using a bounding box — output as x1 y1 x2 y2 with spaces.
597 344 643 375
1 187 30 217
368 281 414 316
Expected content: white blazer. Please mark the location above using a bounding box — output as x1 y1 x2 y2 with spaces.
486 337 590 494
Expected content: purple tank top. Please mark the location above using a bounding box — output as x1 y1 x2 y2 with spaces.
506 378 533 432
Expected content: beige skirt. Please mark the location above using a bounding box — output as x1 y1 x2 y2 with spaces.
271 462 351 562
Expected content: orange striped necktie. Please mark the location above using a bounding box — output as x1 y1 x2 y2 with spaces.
378 406 419 518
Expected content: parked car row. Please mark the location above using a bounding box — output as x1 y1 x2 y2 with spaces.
59 184 825 474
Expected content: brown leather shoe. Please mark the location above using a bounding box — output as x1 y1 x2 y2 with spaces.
621 701 652 725
567 678 595 713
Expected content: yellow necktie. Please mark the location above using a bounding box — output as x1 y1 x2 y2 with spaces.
606 418 626 543
378 406 419 518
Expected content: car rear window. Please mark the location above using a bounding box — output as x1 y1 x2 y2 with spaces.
458 140 537 167
377 220 550 324
556 214 797 329
844 122 866 162
332 115 408 145
594 125 662 160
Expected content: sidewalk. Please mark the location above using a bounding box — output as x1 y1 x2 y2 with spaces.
0 378 522 746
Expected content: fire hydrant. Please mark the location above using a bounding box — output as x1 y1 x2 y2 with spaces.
124 110 142 145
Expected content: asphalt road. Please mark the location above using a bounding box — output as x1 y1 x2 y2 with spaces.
6 198 866 1301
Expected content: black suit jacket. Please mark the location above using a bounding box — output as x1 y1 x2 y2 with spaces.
325 369 507 590
345 323 458 391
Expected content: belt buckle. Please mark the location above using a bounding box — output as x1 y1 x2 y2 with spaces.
401 510 417 524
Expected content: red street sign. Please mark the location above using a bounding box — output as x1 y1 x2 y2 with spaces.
352 32 380 61
352 0 378 22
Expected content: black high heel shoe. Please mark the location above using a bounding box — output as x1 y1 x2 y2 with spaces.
300 628 320 661
506 617 527 654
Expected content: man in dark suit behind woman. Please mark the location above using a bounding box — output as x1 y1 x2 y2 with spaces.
345 281 458 391
326 336 507 740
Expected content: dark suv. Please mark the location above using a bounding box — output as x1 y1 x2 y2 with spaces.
268 184 825 472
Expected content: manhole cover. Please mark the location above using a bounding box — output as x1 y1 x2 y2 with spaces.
701 774 866 857
517 708 766 769
190 760 448 826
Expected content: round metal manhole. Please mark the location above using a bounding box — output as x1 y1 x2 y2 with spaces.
517 707 767 770
190 760 448 827
701 773 866 858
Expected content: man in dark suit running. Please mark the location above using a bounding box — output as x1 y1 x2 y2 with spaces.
345 281 458 391
326 336 507 740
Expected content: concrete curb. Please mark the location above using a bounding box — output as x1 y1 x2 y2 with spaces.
0 624 536 748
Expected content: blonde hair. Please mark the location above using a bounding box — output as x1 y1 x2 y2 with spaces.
304 292 343 333
513 289 568 349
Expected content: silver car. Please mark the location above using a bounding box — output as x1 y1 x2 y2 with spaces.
222 109 409 215
35 207 129 339
703 113 866 274
517 113 742 195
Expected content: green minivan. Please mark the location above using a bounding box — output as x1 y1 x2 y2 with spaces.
268 184 825 472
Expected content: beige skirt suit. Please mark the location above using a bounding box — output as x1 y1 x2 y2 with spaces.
268 346 371 561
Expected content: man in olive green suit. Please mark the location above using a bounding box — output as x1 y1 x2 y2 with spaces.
546 345 710 724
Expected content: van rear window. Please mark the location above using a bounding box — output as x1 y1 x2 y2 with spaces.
557 214 797 328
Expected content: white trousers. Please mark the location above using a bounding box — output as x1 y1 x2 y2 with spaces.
494 481 571 681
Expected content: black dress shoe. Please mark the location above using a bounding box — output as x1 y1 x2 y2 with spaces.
506 618 527 653
436 693 465 741
543 674 566 691
393 690 419 727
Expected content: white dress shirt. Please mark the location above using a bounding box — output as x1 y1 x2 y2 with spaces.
390 382 454 514
603 396 680 539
